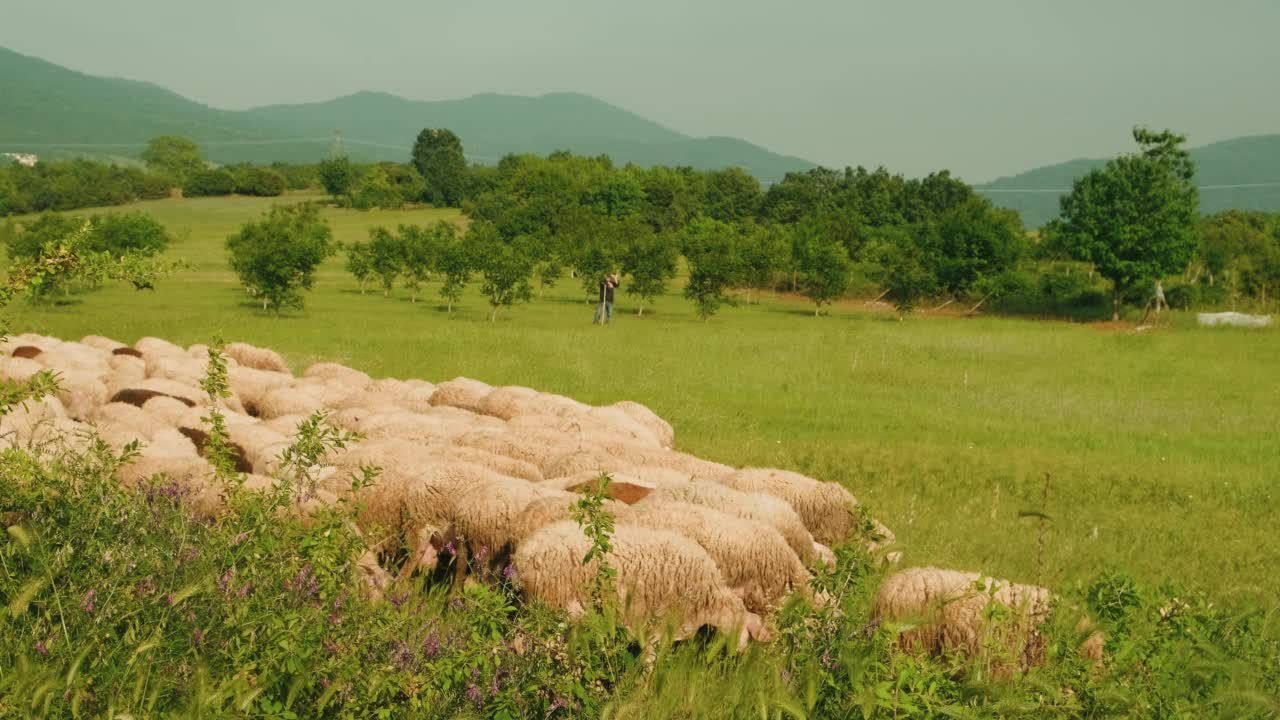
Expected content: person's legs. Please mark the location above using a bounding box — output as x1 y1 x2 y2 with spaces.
605 301 614 323
593 304 602 324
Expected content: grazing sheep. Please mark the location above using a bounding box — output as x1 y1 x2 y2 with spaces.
224 342 290 373
109 378 202 408
90 402 165 442
475 385 540 420
514 521 768 648
717 468 893 549
541 446 732 483
255 386 325 419
51 370 109 421
143 395 194 426
0 356 44 383
2 333 61 353
611 400 675 449
872 567 1101 676
133 337 187 364
107 354 147 386
441 445 545 482
302 362 372 388
10 346 43 359
145 355 207 386
36 342 111 375
429 377 493 413
0 396 77 451
80 335 128 353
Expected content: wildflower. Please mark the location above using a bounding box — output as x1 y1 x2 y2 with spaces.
217 569 235 594
35 640 49 657
466 683 483 706
502 564 516 581
547 697 567 714
135 576 156 598
192 628 206 646
80 588 96 614
323 640 339 655
392 641 416 671
231 532 250 546
442 541 455 556
423 631 440 658
237 582 253 597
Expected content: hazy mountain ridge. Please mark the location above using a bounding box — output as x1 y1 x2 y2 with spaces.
0 47 813 180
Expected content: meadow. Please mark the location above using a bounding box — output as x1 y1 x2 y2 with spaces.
9 193 1279 601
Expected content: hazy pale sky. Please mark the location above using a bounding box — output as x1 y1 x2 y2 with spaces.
3 0 1278 181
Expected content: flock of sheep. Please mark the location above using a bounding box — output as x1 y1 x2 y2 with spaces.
0 333 1099 669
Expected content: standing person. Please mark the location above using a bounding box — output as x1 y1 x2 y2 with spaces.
594 272 619 324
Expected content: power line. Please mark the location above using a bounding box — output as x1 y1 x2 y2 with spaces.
979 181 1280 193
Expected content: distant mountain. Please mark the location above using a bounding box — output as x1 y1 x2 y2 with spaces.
978 135 1280 226
0 47 814 181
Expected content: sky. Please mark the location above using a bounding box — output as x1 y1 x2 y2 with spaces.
2 0 1278 182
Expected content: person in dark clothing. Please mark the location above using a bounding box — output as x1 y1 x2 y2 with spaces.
594 272 619 324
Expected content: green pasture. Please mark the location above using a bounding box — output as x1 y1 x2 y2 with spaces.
8 194 1279 599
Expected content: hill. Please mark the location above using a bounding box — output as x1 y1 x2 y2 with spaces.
978 134 1280 226
0 47 813 181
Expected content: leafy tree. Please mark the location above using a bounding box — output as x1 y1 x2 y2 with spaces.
436 223 471 312
232 166 287 197
412 128 467 207
737 223 790 303
365 227 404 297
470 222 534 321
87 212 170 257
225 203 334 314
679 216 741 321
184 168 237 197
399 224 439 302
619 222 677 316
870 228 937 316
350 166 402 210
925 199 1025 298
317 156 356 198
141 136 205 186
703 167 762 223
344 241 374 294
1056 128 1200 320
792 222 852 315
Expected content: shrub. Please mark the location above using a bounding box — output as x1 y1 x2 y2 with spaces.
233 166 287 197
185 168 237 197
1163 281 1199 310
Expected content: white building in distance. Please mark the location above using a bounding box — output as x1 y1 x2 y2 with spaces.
2 153 39 167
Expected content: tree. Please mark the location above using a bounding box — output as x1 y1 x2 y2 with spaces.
470 222 534 321
141 136 205 186
619 221 677 316
399 224 439 302
1056 128 1199 320
412 128 467 207
350 166 403 210
703 168 762 223
870 228 936 317
225 203 334 314
926 199 1025 299
365 227 404 297
317 156 356 198
184 168 237 197
738 223 790 304
679 216 741 321
232 166 286 197
436 223 471 312
792 222 852 315
344 241 374 294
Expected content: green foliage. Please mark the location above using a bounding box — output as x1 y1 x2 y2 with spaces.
365 226 404 296
680 216 741 320
140 135 205 186
342 240 374 294
184 167 238 197
317 156 356 198
399 223 440 302
870 230 937 315
0 158 169 215
412 128 467 207
736 222 790 303
6 212 169 262
792 220 852 314
349 165 403 210
1198 210 1280 305
569 473 617 606
1057 128 1200 319
225 203 334 313
231 165 287 197
470 222 535 321
619 222 677 315
436 222 472 312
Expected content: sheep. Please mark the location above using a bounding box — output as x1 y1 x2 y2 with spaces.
254 386 325 419
429 377 493 413
80 335 128 353
109 378 202 408
0 356 44 383
224 342 290 373
716 468 894 549
871 567 1101 676
514 521 768 648
611 400 675 449
541 446 733 483
133 337 188 365
107 354 147 386
90 402 165 442
51 370 109 422
440 445 545 482
142 395 192 426
144 355 207 386
114 431 222 516
10 346 43 359
475 385 540 420
36 342 111 376
302 362 372 388
0 395 76 451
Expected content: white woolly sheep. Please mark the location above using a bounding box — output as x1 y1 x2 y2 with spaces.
107 354 147 387
717 468 894 549
872 567 1102 676
541 446 733 483
51 369 109 422
475 385 541 420
224 342 290 373
133 336 188 364
302 362 372 388
227 366 295 415
254 385 325 419
79 335 128 353
143 395 193 426
514 521 768 648
610 400 675 449
0 356 44 383
429 377 493 413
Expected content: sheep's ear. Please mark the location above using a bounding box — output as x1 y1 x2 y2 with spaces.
563 478 655 505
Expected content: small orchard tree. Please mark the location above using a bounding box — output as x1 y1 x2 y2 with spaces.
350 166 403 210
870 228 936 317
366 227 404 297
1057 127 1199 320
399 224 439 302
141 135 205 186
619 222 677 315
471 222 534 321
225 203 334 314
436 223 471 312
738 222 790 304
679 215 741 321
412 128 467 207
318 156 357 198
792 222 852 316
344 241 374 294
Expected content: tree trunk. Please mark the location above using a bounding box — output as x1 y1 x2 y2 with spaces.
491 308 498 322
814 305 819 317
448 299 453 313
1112 288 1120 322
637 302 644 316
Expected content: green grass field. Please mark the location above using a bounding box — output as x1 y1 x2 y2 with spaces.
9 193 1280 600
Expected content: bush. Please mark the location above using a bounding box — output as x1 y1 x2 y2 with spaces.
185 168 237 197
86 212 170 257
1163 281 1199 310
233 166 287 197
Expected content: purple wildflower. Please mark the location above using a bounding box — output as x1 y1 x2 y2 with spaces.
135 576 156 598
392 641 416 671
35 640 49 657
423 631 440 658
191 628 206 646
80 588 96 614
442 541 455 556
502 564 516 581
217 569 235 594
237 582 253 597
231 532 250 546
323 640 339 655
548 697 567 714
466 683 483 706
